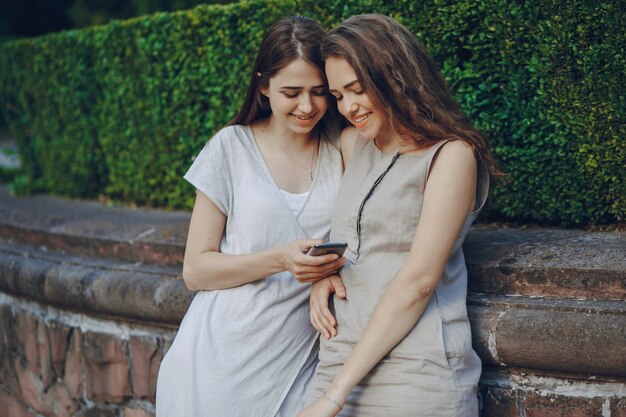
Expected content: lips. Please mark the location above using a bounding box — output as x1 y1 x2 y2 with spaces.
291 113 317 126
351 112 372 128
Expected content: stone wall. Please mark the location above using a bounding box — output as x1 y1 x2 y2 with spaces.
1 186 624 417
0 293 174 417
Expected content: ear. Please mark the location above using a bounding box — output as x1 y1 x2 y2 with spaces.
260 88 269 97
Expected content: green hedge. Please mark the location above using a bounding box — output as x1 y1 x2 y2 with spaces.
0 0 623 225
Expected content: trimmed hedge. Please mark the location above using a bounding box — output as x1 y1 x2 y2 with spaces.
0 0 623 225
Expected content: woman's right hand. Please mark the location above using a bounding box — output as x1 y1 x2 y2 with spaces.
310 275 346 339
281 239 347 284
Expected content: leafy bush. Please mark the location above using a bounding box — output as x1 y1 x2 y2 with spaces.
0 0 623 225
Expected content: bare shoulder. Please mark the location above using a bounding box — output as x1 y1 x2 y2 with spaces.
339 127 360 166
339 127 359 148
432 140 476 174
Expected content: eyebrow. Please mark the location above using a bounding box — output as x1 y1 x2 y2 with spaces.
329 79 360 93
280 85 325 90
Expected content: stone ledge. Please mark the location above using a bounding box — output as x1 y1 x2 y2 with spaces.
2 186 624 300
478 367 625 417
468 295 626 377
1 186 625 380
0 239 190 326
1 237 624 377
465 228 626 300
0 186 188 267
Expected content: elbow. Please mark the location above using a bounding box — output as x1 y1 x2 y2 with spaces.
403 274 439 306
183 250 226 291
182 260 203 291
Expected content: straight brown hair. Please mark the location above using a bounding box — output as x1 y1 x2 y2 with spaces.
229 16 334 136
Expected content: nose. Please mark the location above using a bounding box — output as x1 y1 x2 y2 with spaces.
339 96 358 117
298 93 312 113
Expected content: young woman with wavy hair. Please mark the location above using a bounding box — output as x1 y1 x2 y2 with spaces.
156 16 345 417
300 14 499 417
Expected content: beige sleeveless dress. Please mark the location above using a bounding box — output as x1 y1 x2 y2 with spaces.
308 136 488 416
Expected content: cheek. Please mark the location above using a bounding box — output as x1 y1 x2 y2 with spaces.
268 95 291 114
313 96 328 113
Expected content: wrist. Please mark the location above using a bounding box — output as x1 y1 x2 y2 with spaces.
274 245 288 271
325 382 350 406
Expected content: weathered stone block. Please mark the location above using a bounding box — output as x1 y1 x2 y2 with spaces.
15 314 39 376
122 406 155 417
14 362 43 411
36 319 52 389
0 392 34 417
41 383 79 417
47 321 70 379
83 332 130 403
523 393 607 417
0 305 13 367
480 385 520 417
613 397 626 417
129 336 160 400
84 405 117 417
64 328 83 399
495 305 625 376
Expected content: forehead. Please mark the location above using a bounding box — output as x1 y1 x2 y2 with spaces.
325 57 357 89
270 58 324 87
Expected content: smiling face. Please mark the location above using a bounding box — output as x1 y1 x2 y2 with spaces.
262 58 328 134
325 56 389 141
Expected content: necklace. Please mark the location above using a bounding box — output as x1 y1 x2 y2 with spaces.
268 132 316 181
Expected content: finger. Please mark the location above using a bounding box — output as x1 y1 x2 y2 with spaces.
310 310 323 334
311 309 330 339
301 253 340 265
299 239 323 253
297 269 340 283
311 292 333 337
296 273 325 284
320 301 336 328
301 259 346 281
314 291 337 334
318 258 348 275
319 302 337 337
329 275 347 299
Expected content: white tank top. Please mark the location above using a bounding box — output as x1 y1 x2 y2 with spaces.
279 189 311 217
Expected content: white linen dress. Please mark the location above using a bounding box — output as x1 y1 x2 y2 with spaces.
156 124 342 417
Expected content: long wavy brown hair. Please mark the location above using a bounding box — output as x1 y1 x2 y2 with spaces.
322 14 500 177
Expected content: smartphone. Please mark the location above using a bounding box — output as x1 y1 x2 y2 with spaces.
307 242 348 257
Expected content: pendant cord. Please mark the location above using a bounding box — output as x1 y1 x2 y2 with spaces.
268 129 316 181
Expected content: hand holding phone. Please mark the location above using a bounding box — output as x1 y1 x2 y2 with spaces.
306 242 348 257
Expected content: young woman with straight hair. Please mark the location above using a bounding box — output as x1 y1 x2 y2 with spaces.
156 16 345 417
300 14 499 417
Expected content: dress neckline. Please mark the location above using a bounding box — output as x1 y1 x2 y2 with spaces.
243 124 322 221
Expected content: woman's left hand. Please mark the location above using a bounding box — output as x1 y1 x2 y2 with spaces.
297 397 342 417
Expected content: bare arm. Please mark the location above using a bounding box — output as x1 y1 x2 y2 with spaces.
298 141 477 416
183 191 346 291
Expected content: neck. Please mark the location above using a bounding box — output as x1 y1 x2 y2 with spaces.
374 129 403 154
267 117 316 150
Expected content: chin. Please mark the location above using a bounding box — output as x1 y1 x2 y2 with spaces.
355 126 377 141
